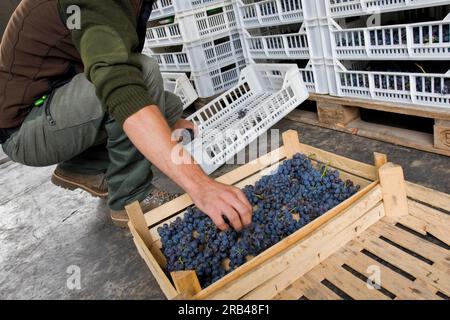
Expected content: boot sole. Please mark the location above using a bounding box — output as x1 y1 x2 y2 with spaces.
111 215 129 228
51 172 108 199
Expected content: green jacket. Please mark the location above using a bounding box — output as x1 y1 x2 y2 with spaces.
59 0 154 124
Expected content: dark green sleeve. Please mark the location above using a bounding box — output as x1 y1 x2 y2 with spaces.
59 0 154 125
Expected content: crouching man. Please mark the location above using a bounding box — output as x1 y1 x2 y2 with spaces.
0 0 252 230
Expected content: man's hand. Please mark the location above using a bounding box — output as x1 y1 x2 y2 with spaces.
189 179 253 232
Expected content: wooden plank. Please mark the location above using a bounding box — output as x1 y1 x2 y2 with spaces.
129 223 179 299
171 271 202 298
286 110 450 157
319 256 391 300
282 130 302 159
335 243 441 300
356 230 450 295
297 143 377 181
379 163 408 217
195 183 382 299
144 146 287 227
309 93 450 121
406 182 450 212
236 194 384 300
408 200 450 246
317 101 360 126
370 220 450 270
390 215 427 236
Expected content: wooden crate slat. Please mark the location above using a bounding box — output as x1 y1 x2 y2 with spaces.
144 146 287 228
406 182 450 213
388 215 427 236
408 200 450 246
297 143 377 181
370 220 450 270
319 257 391 300
336 242 441 300
356 231 450 295
238 195 384 300
129 224 179 299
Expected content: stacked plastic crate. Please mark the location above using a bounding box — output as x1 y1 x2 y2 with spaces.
324 0 450 109
144 0 247 98
235 0 330 94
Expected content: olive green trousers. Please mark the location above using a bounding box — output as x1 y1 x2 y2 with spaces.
2 55 183 210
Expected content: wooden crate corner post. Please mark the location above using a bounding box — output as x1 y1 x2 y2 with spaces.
378 163 408 217
170 270 202 299
125 201 154 248
373 152 388 177
282 130 301 159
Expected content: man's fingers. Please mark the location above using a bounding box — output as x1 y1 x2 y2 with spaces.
225 192 252 227
210 209 229 231
221 204 243 232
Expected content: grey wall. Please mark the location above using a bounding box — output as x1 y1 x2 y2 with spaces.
0 0 21 41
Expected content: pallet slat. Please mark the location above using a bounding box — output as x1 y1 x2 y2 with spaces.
408 200 450 246
406 182 450 213
356 231 450 296
336 243 441 300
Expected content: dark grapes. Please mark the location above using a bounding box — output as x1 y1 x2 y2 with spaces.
158 153 360 287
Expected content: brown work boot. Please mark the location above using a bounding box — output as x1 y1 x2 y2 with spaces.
110 186 179 228
51 166 108 199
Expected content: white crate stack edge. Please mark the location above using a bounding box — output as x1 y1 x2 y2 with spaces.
185 64 309 174
146 0 247 97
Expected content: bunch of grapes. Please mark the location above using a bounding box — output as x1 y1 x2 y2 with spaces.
158 153 360 287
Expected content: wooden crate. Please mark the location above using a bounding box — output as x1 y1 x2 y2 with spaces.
286 94 450 157
125 130 450 300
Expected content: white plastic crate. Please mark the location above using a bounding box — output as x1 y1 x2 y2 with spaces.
326 0 450 18
150 0 175 21
149 0 228 21
330 16 450 60
146 2 237 48
190 58 248 97
145 21 183 47
331 61 450 109
243 26 310 60
236 0 304 28
299 60 329 93
184 64 309 174
162 72 199 109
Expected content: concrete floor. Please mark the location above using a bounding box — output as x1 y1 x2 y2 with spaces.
0 120 449 299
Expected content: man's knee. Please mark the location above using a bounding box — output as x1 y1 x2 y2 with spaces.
138 54 163 88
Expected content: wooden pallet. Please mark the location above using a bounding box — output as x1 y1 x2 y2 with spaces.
286 94 450 157
126 130 450 300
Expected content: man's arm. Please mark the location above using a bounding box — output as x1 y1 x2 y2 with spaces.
124 106 252 231
59 1 252 230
